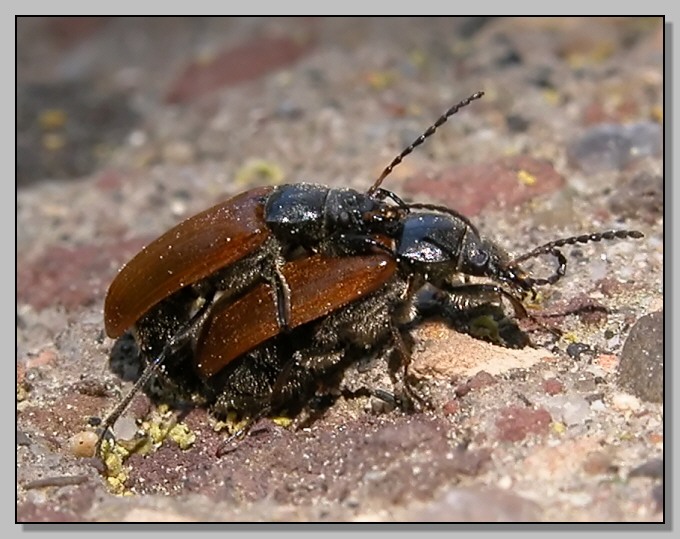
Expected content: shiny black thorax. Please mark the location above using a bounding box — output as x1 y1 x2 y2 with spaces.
264 183 403 255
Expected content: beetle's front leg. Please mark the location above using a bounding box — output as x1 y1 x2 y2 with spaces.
421 283 527 320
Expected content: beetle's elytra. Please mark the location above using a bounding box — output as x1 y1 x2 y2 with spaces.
100 91 643 448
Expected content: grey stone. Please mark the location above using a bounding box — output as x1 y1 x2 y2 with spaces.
616 311 664 402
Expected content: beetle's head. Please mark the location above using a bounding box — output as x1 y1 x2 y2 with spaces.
396 211 538 301
458 234 537 297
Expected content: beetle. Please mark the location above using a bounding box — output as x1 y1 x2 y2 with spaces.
99 92 485 436
98 91 643 446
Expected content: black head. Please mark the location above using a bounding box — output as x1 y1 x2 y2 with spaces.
396 211 511 285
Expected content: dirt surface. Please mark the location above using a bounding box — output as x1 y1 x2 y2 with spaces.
16 17 664 523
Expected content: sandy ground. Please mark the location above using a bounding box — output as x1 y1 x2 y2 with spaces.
16 17 663 522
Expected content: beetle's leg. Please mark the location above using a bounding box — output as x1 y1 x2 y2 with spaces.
386 322 430 412
214 409 272 457
270 256 292 331
426 283 528 319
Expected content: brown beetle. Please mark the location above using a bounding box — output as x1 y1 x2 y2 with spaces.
104 92 486 341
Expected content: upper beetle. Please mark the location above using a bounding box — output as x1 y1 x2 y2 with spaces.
104 92 485 344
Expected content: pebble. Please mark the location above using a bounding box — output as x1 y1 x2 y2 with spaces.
566 342 591 360
582 450 615 475
543 378 564 395
113 416 139 440
162 141 195 165
541 395 591 426
590 399 606 413
68 431 99 458
629 458 663 479
495 406 552 442
410 486 541 521
567 122 662 173
610 392 642 412
616 311 664 403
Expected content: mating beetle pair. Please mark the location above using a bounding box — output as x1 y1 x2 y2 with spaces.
101 91 642 445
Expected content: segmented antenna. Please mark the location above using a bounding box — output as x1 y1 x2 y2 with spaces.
509 229 644 289
367 91 485 196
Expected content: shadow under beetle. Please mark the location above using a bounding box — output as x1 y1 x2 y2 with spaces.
99 91 643 449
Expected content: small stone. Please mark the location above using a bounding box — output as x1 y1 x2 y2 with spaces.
68 431 99 458
403 155 565 217
543 378 564 395
506 114 529 132
17 430 32 446
162 141 195 165
497 475 513 490
468 370 496 390
112 416 138 440
566 342 591 360
442 400 459 416
610 392 642 412
582 450 616 475
594 353 619 372
567 122 662 173
629 458 663 479
590 399 606 413
617 311 664 402
495 406 551 442
541 395 591 426
165 36 315 103
411 486 541 521
608 171 663 225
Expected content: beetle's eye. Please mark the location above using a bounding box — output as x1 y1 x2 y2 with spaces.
468 248 489 268
339 211 350 226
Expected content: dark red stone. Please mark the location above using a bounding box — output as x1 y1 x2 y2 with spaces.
543 378 564 395
495 406 551 442
17 238 149 311
403 155 565 217
166 35 316 103
46 17 110 49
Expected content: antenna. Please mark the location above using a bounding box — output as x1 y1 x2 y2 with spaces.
367 91 484 196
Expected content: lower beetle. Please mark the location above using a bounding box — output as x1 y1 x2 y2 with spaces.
103 218 642 446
